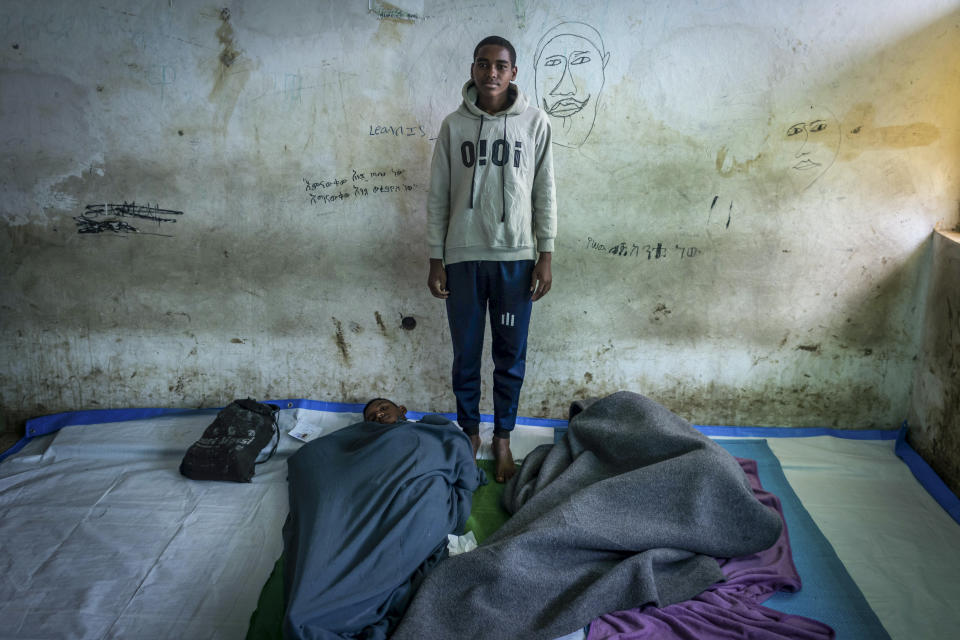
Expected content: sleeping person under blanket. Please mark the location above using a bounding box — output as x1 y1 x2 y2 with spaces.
281 398 486 640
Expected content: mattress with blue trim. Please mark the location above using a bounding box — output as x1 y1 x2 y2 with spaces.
1 399 957 639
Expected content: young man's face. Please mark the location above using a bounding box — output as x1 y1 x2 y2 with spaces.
363 399 407 424
471 45 517 104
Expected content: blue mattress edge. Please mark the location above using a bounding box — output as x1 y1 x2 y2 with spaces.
3 401 957 528
894 423 960 523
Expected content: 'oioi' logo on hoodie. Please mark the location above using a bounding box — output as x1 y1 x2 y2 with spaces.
460 139 522 169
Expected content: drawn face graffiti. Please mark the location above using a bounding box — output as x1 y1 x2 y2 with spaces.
534 23 610 149
782 106 841 191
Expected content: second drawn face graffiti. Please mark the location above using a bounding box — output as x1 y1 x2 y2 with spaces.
534 22 610 149
782 105 841 191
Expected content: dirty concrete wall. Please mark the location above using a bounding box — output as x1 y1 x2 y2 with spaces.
909 231 960 496
2 0 960 438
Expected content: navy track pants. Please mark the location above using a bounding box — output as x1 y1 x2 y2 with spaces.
444 260 534 438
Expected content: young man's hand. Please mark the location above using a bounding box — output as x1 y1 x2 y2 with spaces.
530 252 552 301
428 259 450 299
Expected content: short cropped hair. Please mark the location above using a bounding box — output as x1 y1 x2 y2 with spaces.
362 397 392 416
474 35 517 66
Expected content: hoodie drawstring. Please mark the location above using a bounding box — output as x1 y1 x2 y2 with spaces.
470 112 509 224
501 114 507 222
469 115 484 210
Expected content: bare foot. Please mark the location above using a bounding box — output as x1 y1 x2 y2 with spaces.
469 433 481 459
492 436 516 483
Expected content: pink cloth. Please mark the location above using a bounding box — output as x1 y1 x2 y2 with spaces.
587 458 834 640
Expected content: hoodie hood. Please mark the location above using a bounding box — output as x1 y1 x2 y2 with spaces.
459 80 529 118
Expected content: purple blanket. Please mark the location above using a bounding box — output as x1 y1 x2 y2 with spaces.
588 458 835 640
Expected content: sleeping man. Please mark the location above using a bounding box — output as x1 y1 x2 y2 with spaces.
281 398 485 640
361 397 409 424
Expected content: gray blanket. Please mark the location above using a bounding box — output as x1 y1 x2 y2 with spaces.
392 391 783 640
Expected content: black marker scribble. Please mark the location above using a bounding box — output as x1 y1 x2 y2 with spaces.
368 0 419 22
303 169 415 208
75 201 184 236
74 217 142 234
84 202 183 222
586 236 702 262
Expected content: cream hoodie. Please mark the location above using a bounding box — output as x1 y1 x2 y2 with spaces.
427 80 556 265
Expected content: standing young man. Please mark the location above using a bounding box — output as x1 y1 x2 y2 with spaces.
427 35 557 483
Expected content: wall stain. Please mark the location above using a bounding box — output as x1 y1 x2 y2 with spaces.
534 377 621 420
651 303 672 322
231 337 244 343
839 103 940 161
715 146 765 176
908 232 960 496
216 8 240 67
796 344 821 353
208 6 251 128
332 316 351 365
375 311 387 334
165 310 192 323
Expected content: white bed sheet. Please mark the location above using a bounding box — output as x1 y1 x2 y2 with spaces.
766 436 960 640
1 412 290 639
1 407 958 640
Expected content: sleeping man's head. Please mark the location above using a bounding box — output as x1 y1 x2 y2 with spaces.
363 398 408 424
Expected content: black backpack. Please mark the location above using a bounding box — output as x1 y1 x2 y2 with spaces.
179 398 280 482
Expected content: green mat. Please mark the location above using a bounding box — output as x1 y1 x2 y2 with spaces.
462 459 511 544
245 460 509 639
